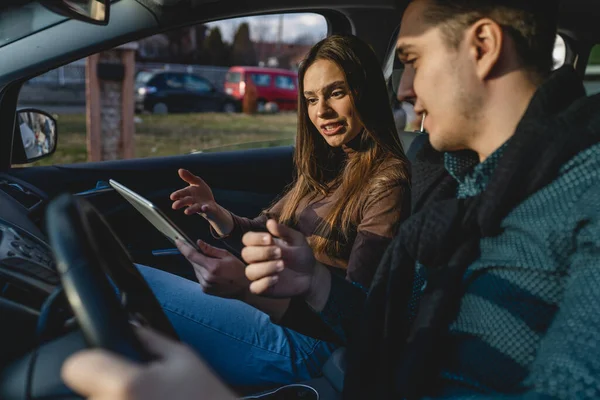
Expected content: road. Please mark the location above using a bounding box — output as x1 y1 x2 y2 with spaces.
17 104 85 115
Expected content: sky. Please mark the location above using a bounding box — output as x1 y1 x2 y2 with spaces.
205 13 327 44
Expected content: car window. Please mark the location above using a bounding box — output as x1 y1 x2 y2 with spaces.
251 74 272 87
585 44 600 96
385 28 418 132
148 74 166 88
226 72 242 83
165 74 184 89
184 75 213 92
136 71 155 85
275 75 296 90
15 12 327 166
552 34 566 70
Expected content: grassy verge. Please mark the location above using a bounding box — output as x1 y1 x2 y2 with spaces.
28 112 297 166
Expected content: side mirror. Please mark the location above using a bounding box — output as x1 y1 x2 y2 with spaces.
12 109 58 165
40 0 109 26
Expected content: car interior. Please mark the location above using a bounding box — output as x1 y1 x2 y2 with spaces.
0 0 599 398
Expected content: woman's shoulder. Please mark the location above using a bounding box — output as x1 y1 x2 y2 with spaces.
359 155 409 211
370 155 410 189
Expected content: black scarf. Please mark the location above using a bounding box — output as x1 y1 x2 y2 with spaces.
342 66 600 399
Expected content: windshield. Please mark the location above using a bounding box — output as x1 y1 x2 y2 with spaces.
136 71 155 85
225 72 242 83
0 2 68 49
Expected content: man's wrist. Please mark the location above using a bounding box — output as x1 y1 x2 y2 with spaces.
304 262 331 312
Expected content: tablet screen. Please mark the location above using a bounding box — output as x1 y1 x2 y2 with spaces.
108 179 201 253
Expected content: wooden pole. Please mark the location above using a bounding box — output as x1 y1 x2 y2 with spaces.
85 54 102 162
120 44 137 159
85 43 137 162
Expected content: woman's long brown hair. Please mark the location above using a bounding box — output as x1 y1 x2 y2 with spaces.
277 34 409 258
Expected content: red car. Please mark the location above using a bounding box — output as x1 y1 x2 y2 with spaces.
224 66 298 111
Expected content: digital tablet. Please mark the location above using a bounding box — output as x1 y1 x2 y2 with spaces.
109 179 202 253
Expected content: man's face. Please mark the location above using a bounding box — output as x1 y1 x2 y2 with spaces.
396 0 482 152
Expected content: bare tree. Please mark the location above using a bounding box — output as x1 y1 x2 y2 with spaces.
253 15 273 64
293 32 320 45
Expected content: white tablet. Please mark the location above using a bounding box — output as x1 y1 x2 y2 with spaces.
109 179 202 253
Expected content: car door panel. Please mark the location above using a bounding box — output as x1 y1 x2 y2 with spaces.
5 147 294 275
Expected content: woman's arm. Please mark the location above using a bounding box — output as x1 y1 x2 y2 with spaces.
211 196 286 254
278 183 407 340
345 183 409 288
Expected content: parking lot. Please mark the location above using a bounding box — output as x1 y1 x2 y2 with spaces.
27 111 297 166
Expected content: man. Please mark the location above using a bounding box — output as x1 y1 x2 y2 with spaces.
62 0 600 398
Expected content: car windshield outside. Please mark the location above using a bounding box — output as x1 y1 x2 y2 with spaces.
0 3 67 49
135 71 155 85
225 72 242 83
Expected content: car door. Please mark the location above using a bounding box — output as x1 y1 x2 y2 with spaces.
162 73 187 112
4 146 294 278
183 74 220 112
273 74 298 111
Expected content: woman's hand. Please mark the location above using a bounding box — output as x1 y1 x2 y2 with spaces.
176 239 249 298
61 326 235 400
241 220 331 311
170 169 233 236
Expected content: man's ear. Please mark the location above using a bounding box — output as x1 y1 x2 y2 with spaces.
466 18 503 80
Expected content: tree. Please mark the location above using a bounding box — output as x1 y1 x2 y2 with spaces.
192 24 210 64
253 16 273 64
231 22 257 66
204 26 230 66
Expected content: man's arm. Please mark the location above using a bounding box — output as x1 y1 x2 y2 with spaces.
62 326 236 400
242 220 368 343
309 269 367 344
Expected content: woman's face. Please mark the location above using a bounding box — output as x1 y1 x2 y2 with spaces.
303 59 364 147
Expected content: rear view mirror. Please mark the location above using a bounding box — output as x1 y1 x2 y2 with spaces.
40 0 109 26
13 109 58 164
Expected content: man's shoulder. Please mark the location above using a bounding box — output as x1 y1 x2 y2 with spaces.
558 140 600 182
563 91 600 119
512 142 600 222
543 141 600 219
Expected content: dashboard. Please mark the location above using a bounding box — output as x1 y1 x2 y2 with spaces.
0 174 74 399
0 175 58 298
0 218 58 289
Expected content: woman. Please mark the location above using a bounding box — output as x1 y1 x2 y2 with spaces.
138 34 410 388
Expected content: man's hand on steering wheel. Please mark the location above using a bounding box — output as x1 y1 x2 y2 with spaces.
62 325 236 400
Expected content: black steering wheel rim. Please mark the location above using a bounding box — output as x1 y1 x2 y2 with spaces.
46 193 178 362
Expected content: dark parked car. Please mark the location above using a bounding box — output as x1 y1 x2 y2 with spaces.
135 71 239 114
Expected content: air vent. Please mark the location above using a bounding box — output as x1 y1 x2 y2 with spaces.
0 180 42 209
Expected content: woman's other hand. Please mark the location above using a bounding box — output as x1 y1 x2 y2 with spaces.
176 239 249 298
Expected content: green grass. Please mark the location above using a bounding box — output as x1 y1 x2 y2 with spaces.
590 45 600 65
26 112 297 166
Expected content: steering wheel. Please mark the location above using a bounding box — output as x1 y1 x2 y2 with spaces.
45 193 179 362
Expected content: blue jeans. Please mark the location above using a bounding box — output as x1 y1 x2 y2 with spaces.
136 265 338 387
